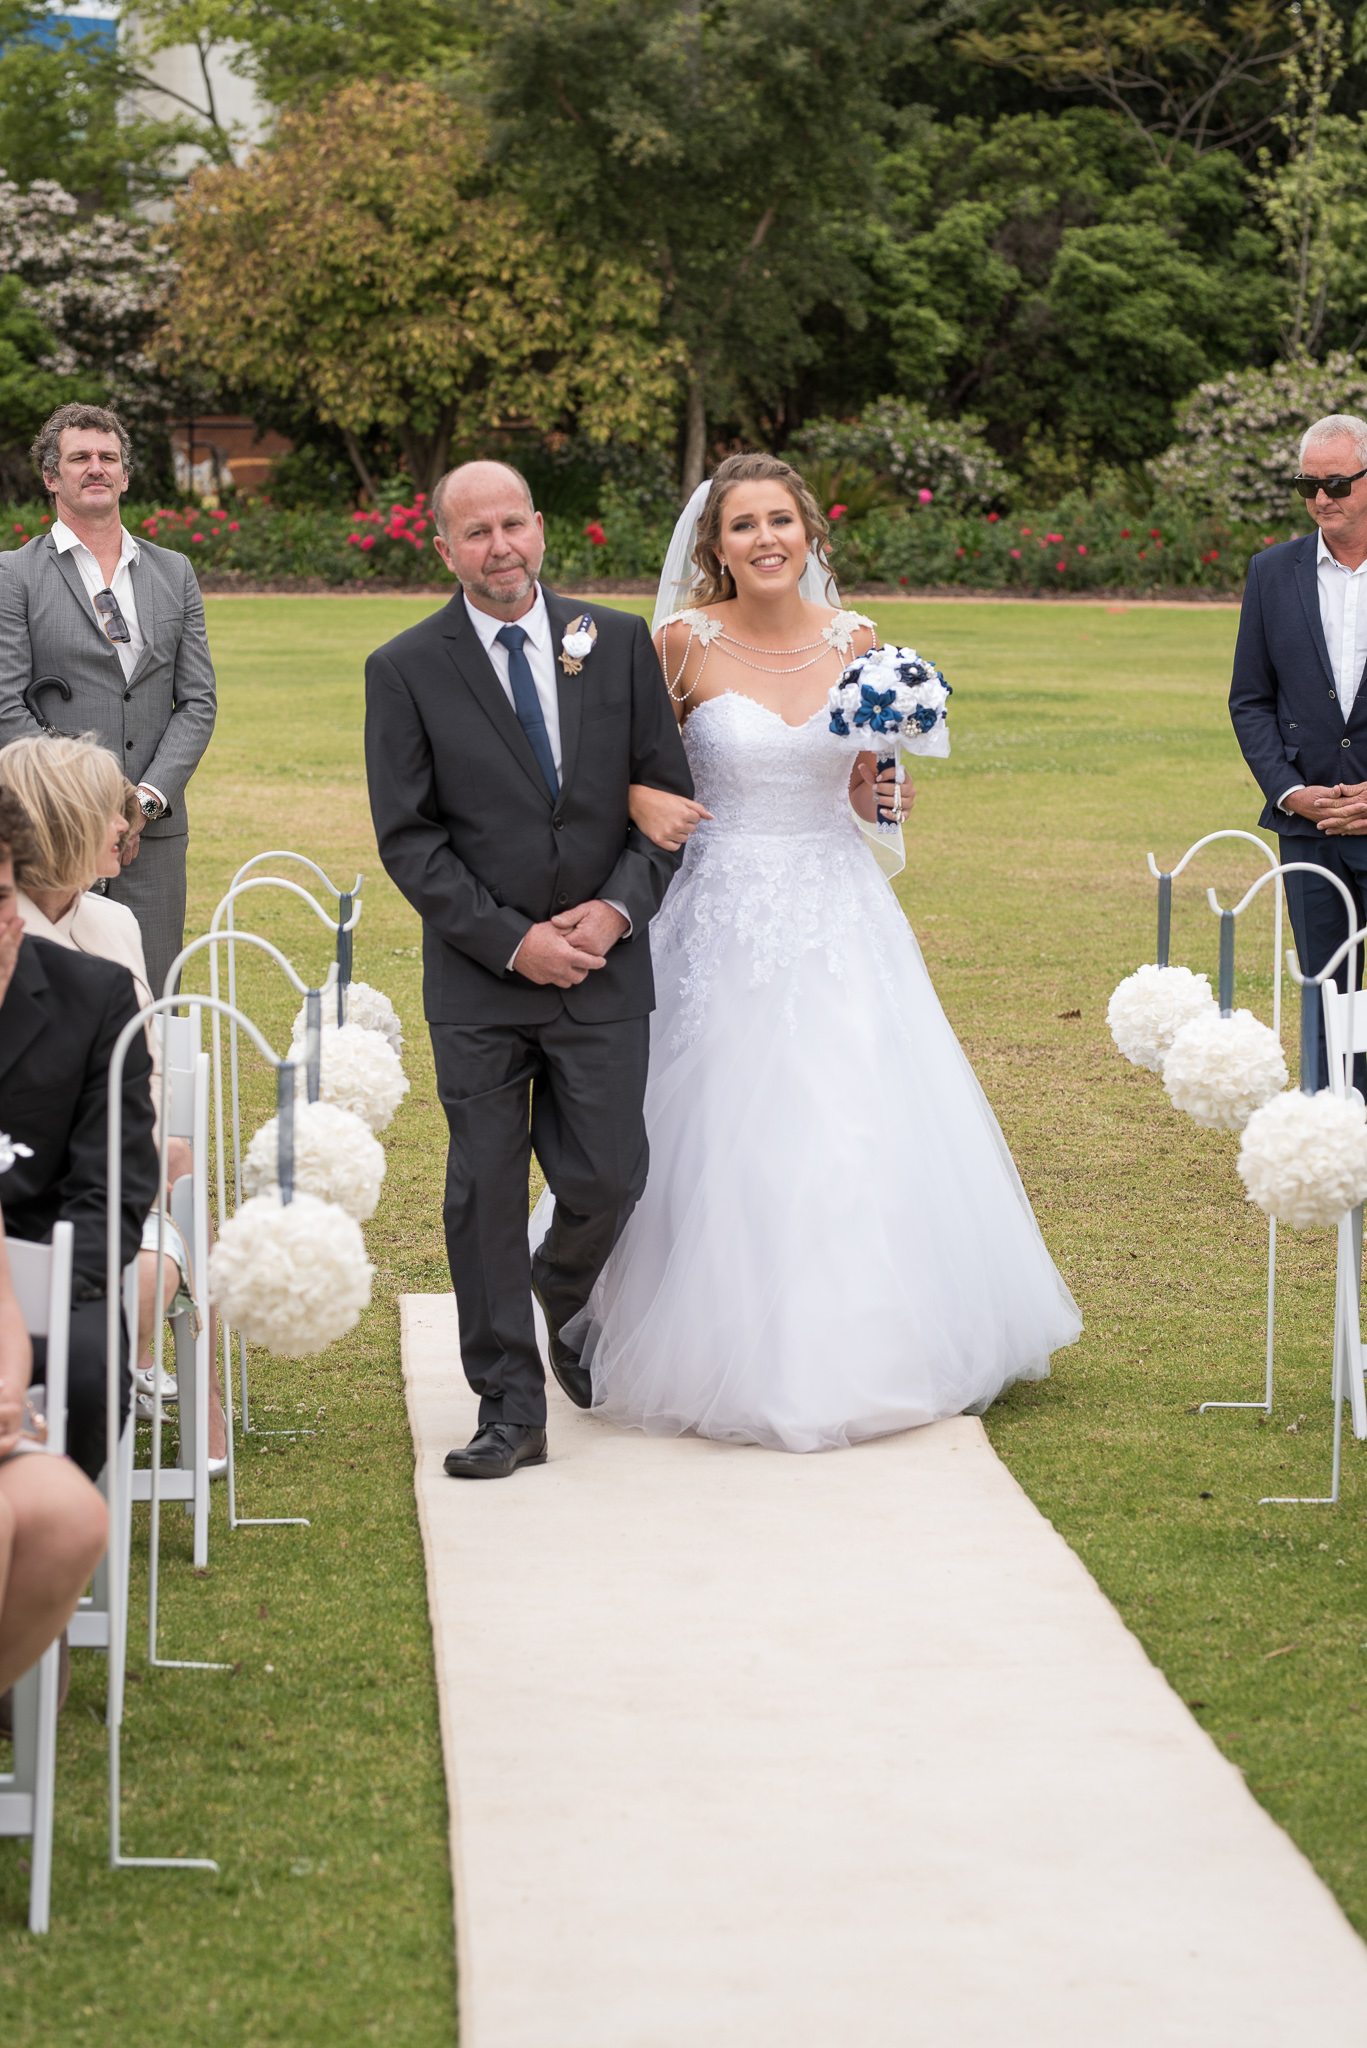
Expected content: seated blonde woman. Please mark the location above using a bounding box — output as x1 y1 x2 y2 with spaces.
0 1206 108 1697
0 734 227 1468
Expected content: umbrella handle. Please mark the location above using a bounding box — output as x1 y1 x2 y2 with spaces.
22 675 72 733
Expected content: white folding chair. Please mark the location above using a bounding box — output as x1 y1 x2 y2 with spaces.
67 1265 137 1717
130 1009 213 1572
0 1222 75 1933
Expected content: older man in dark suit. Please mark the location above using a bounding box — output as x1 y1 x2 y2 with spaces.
365 460 693 1478
1229 411 1367 1082
0 403 217 995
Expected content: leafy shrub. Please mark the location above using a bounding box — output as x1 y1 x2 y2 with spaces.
1151 353 1367 527
789 397 1014 512
830 482 1308 593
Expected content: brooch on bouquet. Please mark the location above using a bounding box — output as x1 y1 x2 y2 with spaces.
827 645 951 828
559 613 597 675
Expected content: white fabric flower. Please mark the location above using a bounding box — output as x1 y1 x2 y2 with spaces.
242 1101 386 1222
1162 1009 1288 1130
292 980 402 1053
1107 963 1217 1072
291 1022 409 1132
208 1189 373 1357
1238 1088 1367 1228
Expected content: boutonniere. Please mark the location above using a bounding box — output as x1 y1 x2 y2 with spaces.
559 612 597 675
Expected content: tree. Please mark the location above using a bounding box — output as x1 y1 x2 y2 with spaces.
126 0 477 113
1151 350 1367 520
1255 0 1357 354
0 0 209 208
156 81 682 498
0 276 100 494
853 109 1282 478
486 0 964 494
956 1 1296 164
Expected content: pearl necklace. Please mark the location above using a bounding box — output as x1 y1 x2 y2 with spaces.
664 623 842 702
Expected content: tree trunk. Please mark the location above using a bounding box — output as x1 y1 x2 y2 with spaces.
681 374 707 499
341 428 381 506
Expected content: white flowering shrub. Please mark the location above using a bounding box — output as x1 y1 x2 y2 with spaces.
789 398 1013 512
0 178 174 425
209 1189 373 1357
1150 352 1367 526
1107 964 1217 1072
1238 1088 1367 1229
1162 1010 1289 1130
242 1100 386 1222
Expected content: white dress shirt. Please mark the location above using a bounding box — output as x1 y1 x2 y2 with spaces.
51 516 166 813
464 587 563 774
464 590 630 967
1278 529 1367 808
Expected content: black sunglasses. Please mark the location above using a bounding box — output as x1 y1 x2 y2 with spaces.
92 587 130 643
1292 467 1367 500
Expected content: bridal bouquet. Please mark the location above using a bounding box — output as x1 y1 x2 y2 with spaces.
827 646 951 826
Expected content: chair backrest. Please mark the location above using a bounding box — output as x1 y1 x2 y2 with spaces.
6 1222 73 1458
160 1005 204 1142
1320 986 1367 1093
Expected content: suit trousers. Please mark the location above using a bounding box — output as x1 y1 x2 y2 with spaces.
1279 833 1367 1090
29 1299 130 1481
105 831 188 999
430 1013 650 1429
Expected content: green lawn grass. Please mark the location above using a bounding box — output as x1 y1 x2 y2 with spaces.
3 589 1366 2044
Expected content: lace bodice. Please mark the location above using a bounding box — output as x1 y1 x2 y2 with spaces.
652 691 903 1047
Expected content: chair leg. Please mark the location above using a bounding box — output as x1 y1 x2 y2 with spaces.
10 1638 60 1934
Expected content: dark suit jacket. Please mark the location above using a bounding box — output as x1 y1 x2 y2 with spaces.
0 936 158 1296
1229 533 1367 834
364 585 694 1025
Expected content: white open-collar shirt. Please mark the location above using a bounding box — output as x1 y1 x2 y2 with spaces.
51 514 165 812
464 588 630 964
1278 529 1367 808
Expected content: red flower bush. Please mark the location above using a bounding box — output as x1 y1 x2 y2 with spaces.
584 521 607 547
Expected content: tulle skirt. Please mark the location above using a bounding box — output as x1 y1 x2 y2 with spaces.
534 842 1082 1454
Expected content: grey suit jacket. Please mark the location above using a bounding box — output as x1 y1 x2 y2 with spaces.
0 530 217 837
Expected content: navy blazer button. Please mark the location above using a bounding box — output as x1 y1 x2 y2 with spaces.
1330 691 1337 699
1344 738 1352 748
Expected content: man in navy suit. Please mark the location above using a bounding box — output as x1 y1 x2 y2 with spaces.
1229 412 1367 1083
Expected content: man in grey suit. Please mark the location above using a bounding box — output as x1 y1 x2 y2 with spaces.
0 403 217 994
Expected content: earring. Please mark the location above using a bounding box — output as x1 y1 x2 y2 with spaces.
717 557 727 579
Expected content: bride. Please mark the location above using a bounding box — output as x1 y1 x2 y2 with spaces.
534 451 1081 1453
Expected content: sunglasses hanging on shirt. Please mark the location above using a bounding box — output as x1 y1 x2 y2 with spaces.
93 587 131 644
1291 467 1367 500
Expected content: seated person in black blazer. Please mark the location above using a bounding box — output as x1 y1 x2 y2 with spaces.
0 786 157 1476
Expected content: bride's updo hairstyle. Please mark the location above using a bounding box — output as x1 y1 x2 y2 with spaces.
690 452 831 605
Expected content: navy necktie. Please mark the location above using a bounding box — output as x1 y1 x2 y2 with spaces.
496 623 559 801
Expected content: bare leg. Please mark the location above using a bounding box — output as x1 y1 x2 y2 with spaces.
0 1454 107 1692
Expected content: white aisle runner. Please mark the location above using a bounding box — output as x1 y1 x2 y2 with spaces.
401 1294 1367 2048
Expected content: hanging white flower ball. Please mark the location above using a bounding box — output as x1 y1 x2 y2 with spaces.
241 1100 386 1222
1162 1008 1288 1131
1107 963 1217 1072
292 1021 409 1133
292 980 402 1054
1237 1088 1367 1229
208 1189 373 1357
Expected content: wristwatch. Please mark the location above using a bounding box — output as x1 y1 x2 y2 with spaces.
136 785 166 822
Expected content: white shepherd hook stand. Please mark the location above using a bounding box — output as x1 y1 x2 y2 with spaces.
1147 833 1283 1415
1201 861 1367 1506
209 855 362 1444
105 992 306 1876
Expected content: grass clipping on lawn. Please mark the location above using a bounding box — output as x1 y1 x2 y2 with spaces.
4 592 1367 2045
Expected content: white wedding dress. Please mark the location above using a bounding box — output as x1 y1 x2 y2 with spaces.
536 687 1082 1453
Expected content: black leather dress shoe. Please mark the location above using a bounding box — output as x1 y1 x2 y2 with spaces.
531 1280 593 1410
444 1423 547 1480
